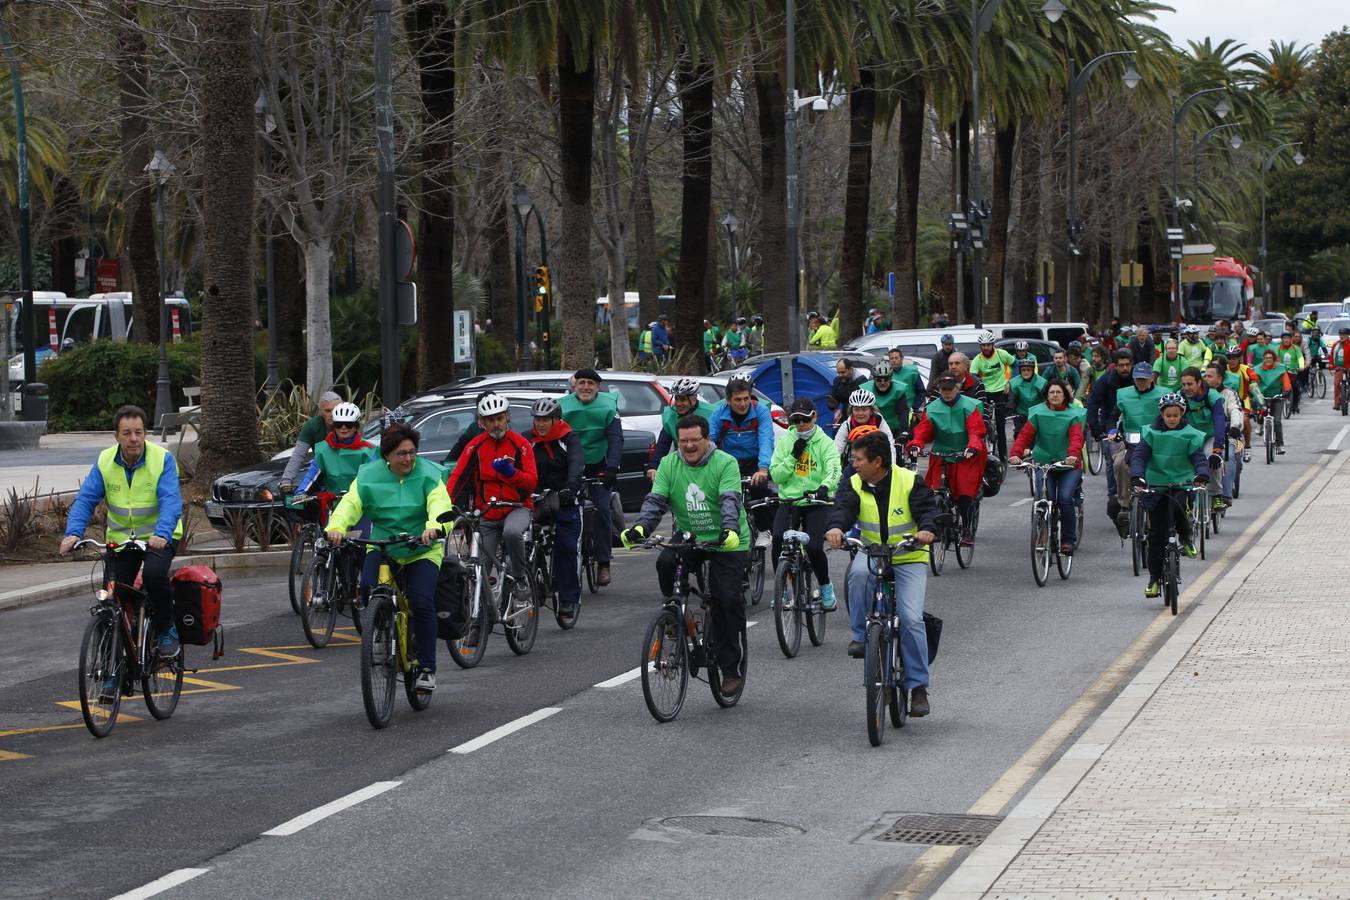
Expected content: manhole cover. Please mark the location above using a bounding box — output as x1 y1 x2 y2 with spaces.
658 815 804 838
874 813 1002 846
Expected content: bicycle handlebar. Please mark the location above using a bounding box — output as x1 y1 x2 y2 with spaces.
841 535 922 554
72 538 148 553
635 531 724 552
342 534 432 550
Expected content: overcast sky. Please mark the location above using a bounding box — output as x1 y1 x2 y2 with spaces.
1149 1 1345 54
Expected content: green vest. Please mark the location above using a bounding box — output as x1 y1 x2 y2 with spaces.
1116 386 1163 434
560 391 618 465
725 329 744 349
313 439 373 494
1333 341 1350 368
1185 388 1222 435
639 330 653 354
661 401 716 439
353 457 447 564
896 364 923 403
862 378 906 432
1223 370 1241 394
851 466 928 564
1255 363 1288 397
1010 373 1047 416
652 448 749 548
1142 424 1205 486
924 394 980 455
1025 403 1077 463
703 329 715 353
1153 356 1185 390
97 442 184 543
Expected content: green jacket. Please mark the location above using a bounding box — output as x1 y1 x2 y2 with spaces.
769 425 841 502
661 401 717 439
862 377 908 432
328 457 451 565
1009 372 1047 417
1153 355 1185 390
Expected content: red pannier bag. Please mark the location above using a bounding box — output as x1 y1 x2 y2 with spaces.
172 565 225 659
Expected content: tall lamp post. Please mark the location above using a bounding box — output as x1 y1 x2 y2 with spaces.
721 212 740 306
1065 51 1139 321
144 149 175 428
1191 122 1242 200
510 183 533 372
0 1 38 410
1260 141 1305 313
1170 86 1228 320
520 188 550 368
254 89 279 391
373 0 401 405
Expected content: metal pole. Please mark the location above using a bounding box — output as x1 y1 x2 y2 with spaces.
373 0 401 404
531 207 550 368
512 208 529 370
1259 167 1267 311
260 128 279 391
1171 100 1180 323
153 180 172 427
1067 61 1077 323
0 13 37 397
970 0 983 329
779 0 798 404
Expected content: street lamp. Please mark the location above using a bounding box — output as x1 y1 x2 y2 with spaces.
510 183 533 371
144 148 175 428
1259 141 1305 311
1190 122 1242 202
1169 86 1227 320
255 88 279 392
720 212 740 306
1065 50 1138 321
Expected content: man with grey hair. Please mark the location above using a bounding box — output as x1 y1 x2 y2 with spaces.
927 352 995 445
280 391 343 492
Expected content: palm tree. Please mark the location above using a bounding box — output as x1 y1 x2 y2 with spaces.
113 0 161 345
674 51 715 367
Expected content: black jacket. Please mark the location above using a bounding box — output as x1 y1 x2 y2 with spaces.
1086 370 1130 437
829 373 865 411
531 426 584 495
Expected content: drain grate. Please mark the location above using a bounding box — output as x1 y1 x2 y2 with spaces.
658 815 804 838
874 813 1002 846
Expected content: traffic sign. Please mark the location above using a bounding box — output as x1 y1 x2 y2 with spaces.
454 310 473 364
887 272 895 297
395 220 416 281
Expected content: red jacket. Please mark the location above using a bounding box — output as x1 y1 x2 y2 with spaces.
445 430 538 520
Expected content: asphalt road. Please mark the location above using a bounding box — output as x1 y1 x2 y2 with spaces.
2 399 1347 900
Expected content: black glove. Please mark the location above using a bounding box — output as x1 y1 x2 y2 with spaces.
962 447 978 459
1090 427 1104 441
602 470 617 488
813 485 831 502
1208 453 1223 470
559 487 577 506
791 437 809 459
1194 475 1210 485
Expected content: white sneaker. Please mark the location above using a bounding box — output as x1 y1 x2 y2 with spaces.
755 532 772 549
415 671 436 694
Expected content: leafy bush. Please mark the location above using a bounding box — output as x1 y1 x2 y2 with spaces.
44 336 202 432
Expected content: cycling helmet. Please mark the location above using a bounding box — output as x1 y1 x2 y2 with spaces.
736 316 747 325
752 315 764 325
477 393 510 417
1226 346 1244 357
647 320 658 328
1068 340 1083 352
806 310 820 320
1018 357 1037 368
848 388 877 407
1184 324 1200 335
331 401 362 425
669 377 700 398
1014 339 1029 352
1158 391 1187 411
531 397 561 418
871 360 893 377
60 337 76 351
977 329 996 344
848 424 880 442
940 333 954 344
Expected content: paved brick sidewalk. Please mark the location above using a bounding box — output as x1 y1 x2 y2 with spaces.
934 453 1350 899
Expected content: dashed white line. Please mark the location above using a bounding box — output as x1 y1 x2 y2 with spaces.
1010 498 1033 507
594 667 641 688
109 868 210 900
262 781 401 836
1330 425 1349 452
746 620 760 628
449 707 562 754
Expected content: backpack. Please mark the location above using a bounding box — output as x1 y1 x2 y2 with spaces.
172 565 225 659
434 556 471 640
981 453 1004 498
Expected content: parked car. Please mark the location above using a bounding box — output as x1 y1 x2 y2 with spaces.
725 350 882 382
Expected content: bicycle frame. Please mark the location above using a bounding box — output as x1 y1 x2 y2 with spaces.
641 534 719 675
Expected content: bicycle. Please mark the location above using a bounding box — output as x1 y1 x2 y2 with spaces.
285 490 341 616
1134 486 1194 616
1187 482 1208 561
845 536 923 747
1259 396 1283 465
1014 462 1081 586
345 534 439 729
446 505 538 667
1314 358 1329 400
578 476 606 595
75 539 186 738
741 475 771 606
769 497 835 658
1086 432 1105 476
911 449 977 575
527 491 579 630
298 527 363 648
633 532 748 722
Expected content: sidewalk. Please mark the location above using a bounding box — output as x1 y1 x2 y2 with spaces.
0 430 198 496
934 451 1350 898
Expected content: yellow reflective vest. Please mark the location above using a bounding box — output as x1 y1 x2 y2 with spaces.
850 465 928 564
97 442 184 543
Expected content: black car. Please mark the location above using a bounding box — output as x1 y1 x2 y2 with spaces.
205 393 654 541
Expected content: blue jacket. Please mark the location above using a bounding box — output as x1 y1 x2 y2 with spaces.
1086 370 1129 437
708 401 774 470
66 447 183 541
650 322 671 355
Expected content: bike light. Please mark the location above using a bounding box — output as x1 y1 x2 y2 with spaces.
95 588 111 602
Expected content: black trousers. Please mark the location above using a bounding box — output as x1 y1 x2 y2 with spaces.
771 503 830 586
110 540 179 631
988 392 1010 460
656 548 748 678
1145 489 1192 582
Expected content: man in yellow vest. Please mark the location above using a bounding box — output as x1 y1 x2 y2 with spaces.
61 404 186 657
825 430 938 717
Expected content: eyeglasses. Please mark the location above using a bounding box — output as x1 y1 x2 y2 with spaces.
389 449 417 459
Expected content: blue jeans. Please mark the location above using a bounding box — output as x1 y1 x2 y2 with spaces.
846 555 929 691
1034 467 1083 544
360 554 439 674
552 505 581 607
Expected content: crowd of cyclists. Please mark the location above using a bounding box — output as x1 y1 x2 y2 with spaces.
60 312 1347 734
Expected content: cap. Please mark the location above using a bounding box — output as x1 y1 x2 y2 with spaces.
573 367 602 383
1132 362 1154 379
787 398 816 420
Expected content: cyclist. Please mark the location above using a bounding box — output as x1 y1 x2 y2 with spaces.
906 370 986 547
807 311 838 348
446 393 540 611
829 357 865 426
1087 350 1136 516
1008 380 1086 555
326 422 452 693
825 430 938 717
1110 362 1164 533
648 378 715 478
1066 341 1091 401
1331 327 1350 409
834 388 895 458
769 398 842 610
861 360 909 435
969 330 1015 461
709 377 776 535
621 414 749 697
1126 324 1157 365
1178 325 1212 366
61 405 185 658
1131 393 1210 599
1180 367 1228 510
561 368 622 586
1223 348 1261 463
528 397 584 622
932 353 996 444
747 315 765 356
651 315 672 360
1009 339 1033 367
1009 356 1048 436
702 319 719 370
1153 339 1185 391
1245 329 1273 366
723 318 749 363
279 391 343 492
293 401 376 498
1204 363 1244 510
1040 349 1081 397
886 347 927 405
637 322 656 362
1254 349 1292 455
932 333 957 377
1276 331 1307 414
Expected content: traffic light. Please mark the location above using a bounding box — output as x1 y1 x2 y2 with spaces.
534 266 550 312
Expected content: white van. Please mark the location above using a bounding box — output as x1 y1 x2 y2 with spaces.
842 325 978 358
980 322 1091 346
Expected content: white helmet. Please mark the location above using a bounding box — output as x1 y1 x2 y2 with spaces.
871 360 893 377
477 393 510 417
1014 339 1028 351
849 388 877 407
331 401 361 424
669 377 700 398
977 329 996 344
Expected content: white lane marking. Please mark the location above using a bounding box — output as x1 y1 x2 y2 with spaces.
746 620 759 628
110 869 210 900
1330 425 1349 452
262 781 401 836
1010 498 1032 507
449 707 562 754
594 667 641 688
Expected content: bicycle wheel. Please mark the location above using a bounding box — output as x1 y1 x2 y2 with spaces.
887 639 907 728
1195 497 1207 561
955 504 977 569
747 546 766 606
928 527 947 576
360 591 398 729
709 624 748 708
288 524 315 615
299 555 338 649
341 547 363 635
640 608 688 723
864 622 887 747
1055 509 1074 581
1318 370 1328 400
402 609 433 713
772 561 803 659
1265 420 1274 464
804 566 827 647
581 523 598 595
1130 498 1146 578
142 626 183 721
503 579 539 656
1087 437 1104 475
1166 550 1180 616
448 564 490 669
78 614 123 738
1030 507 1051 587
1283 398 1292 420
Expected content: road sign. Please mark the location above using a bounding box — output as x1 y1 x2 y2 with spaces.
887 272 895 297
394 220 416 281
454 310 473 364
1120 262 1144 287
1036 294 1046 307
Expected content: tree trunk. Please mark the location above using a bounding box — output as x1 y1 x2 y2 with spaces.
754 70 787 352
197 4 259 476
272 232 304 382
891 86 924 329
957 108 972 321
116 0 158 345
598 65 631 370
556 29 596 371
986 123 1017 324
838 68 874 344
674 56 714 366
485 193 514 341
413 0 455 390
1011 131 1041 322
629 75 661 329
303 241 333 395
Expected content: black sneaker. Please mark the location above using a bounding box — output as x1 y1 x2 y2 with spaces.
909 687 930 717
847 640 865 659
1106 497 1121 520
718 675 743 698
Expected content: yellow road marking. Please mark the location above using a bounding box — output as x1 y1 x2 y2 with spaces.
884 454 1331 899
0 749 32 760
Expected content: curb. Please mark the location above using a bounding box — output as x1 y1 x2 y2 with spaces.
0 549 290 614
929 448 1349 899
